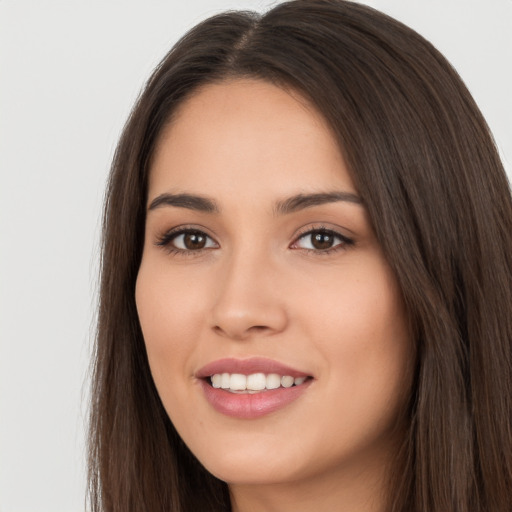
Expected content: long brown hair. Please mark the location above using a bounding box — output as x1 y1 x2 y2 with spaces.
88 1 512 510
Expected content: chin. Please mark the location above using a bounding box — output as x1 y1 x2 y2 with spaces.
202 455 303 486
183 431 307 485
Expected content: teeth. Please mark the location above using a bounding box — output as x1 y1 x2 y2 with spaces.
281 375 294 388
247 373 266 390
266 373 281 389
210 372 309 392
221 373 230 389
230 373 247 391
211 374 222 388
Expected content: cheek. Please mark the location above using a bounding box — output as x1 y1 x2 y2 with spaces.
135 260 203 387
296 260 413 414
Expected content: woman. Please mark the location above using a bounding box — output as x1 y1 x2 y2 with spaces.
88 1 512 511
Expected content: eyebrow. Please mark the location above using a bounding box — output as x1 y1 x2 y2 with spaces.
274 191 363 215
148 193 219 213
147 191 363 214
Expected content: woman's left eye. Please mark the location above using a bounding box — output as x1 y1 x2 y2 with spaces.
292 229 353 252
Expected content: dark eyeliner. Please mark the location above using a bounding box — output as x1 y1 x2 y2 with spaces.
292 226 355 254
154 226 215 255
155 227 185 248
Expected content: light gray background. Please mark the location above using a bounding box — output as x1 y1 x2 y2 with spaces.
0 1 510 511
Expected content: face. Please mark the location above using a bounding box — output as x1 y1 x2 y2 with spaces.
136 79 413 489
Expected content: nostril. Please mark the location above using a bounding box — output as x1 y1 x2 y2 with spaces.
212 323 273 340
210 288 289 340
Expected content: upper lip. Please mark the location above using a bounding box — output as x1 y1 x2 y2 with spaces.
196 357 311 379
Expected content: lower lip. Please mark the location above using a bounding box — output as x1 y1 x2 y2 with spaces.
199 379 311 419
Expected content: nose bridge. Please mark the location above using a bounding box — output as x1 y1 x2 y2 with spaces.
210 242 287 340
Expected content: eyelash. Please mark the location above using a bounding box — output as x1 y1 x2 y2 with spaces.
155 226 217 256
155 225 354 256
291 226 354 255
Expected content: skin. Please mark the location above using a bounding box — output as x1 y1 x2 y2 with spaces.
135 79 414 512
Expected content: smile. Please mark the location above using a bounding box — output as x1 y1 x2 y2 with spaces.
211 372 307 393
197 358 313 418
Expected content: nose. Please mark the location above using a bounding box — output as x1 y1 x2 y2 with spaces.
210 250 288 341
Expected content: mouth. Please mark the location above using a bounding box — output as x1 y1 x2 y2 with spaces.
196 357 313 418
207 372 310 393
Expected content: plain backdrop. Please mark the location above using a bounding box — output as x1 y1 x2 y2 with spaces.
0 1 510 511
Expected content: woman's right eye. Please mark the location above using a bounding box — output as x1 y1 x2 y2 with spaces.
156 229 218 253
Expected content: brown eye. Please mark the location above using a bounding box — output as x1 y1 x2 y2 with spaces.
311 232 335 250
183 231 207 250
157 229 218 253
293 228 353 252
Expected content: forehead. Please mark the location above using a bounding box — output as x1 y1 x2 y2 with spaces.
148 79 356 200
